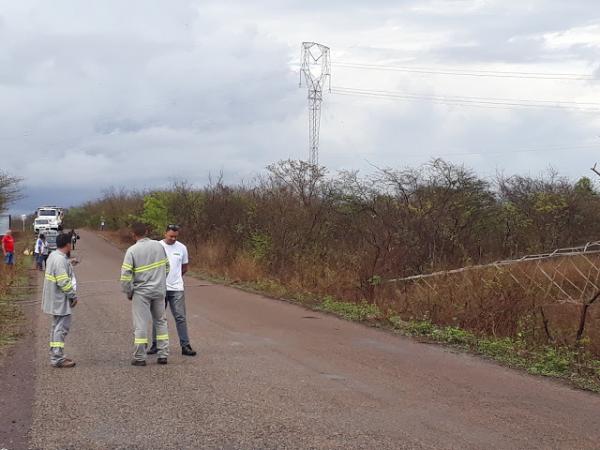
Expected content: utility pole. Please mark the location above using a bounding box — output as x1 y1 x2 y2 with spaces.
299 42 331 166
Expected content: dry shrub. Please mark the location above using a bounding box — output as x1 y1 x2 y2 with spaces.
227 253 265 282
382 253 600 352
0 234 29 350
193 240 229 273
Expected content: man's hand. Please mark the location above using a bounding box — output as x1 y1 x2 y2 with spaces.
70 297 78 308
70 258 80 266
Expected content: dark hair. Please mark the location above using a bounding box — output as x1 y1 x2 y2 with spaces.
39 233 45 239
166 224 180 232
56 233 71 249
131 222 148 237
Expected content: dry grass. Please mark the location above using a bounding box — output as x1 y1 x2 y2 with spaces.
381 254 600 355
0 233 32 351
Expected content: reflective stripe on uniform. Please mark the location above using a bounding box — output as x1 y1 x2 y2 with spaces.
120 275 133 281
49 341 65 348
60 282 73 292
134 338 148 344
156 334 169 341
132 258 168 274
45 273 69 283
121 263 133 270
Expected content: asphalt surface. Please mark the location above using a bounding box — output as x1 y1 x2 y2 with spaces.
22 230 600 449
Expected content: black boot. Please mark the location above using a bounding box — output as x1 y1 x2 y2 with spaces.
181 344 197 356
146 343 158 355
157 357 168 365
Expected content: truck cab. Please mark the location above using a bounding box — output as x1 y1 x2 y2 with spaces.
35 206 63 231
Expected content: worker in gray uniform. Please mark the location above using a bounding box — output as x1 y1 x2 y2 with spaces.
120 222 170 366
42 233 78 368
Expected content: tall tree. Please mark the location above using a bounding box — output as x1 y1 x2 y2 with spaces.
0 172 22 212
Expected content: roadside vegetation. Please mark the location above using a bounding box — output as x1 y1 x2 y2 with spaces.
0 239 32 350
0 171 29 352
66 159 600 390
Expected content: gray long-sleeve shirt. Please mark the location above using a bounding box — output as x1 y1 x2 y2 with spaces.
42 250 76 316
120 238 169 299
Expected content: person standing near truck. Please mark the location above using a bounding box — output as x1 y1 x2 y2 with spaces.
2 229 15 267
35 233 49 271
42 233 78 368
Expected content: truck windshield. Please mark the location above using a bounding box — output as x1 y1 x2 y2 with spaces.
39 210 56 216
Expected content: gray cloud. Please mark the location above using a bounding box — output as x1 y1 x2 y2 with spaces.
1 0 600 214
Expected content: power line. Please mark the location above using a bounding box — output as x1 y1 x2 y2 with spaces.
400 143 600 158
336 60 593 77
334 86 600 107
333 61 597 81
331 86 600 112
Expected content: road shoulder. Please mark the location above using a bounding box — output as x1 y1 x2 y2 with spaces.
0 277 37 450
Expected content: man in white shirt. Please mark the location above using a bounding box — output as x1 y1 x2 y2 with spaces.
35 233 49 271
148 224 197 356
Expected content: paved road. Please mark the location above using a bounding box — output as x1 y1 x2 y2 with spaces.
26 231 600 449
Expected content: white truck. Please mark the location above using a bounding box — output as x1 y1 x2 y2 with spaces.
34 206 64 233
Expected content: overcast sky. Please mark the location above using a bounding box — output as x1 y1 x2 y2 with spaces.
2 0 600 213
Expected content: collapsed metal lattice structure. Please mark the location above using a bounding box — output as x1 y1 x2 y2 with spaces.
384 242 600 347
388 241 600 307
299 42 331 166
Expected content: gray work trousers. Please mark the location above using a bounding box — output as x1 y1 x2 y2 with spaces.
49 314 71 366
152 290 190 347
132 293 169 361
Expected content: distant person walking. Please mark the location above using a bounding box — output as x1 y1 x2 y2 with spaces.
120 222 170 366
70 229 79 250
100 220 105 231
2 229 15 267
42 233 78 368
148 224 197 357
35 233 49 271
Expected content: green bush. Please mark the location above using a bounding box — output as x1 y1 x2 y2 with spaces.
319 297 382 321
434 326 475 345
248 232 271 260
528 347 574 377
139 192 172 233
403 320 436 336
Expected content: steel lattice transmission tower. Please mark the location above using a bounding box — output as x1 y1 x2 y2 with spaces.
299 42 331 165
